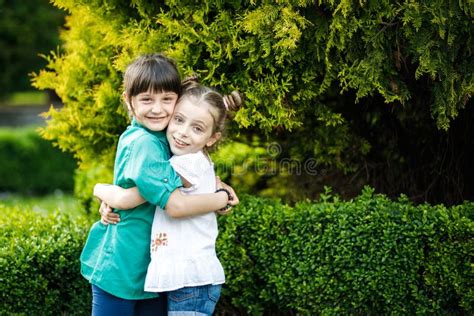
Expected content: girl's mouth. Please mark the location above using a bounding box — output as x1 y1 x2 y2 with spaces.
147 116 166 121
174 137 188 147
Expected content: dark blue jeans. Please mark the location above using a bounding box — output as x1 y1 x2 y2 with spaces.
167 284 222 316
92 284 166 316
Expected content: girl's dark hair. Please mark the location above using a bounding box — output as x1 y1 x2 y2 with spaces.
180 75 243 136
123 53 181 106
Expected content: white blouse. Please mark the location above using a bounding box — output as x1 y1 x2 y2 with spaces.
144 151 225 292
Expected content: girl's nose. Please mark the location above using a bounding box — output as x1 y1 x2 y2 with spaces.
151 101 163 113
177 127 189 138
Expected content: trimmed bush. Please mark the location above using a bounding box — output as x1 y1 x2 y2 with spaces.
1 190 472 314
0 127 76 194
0 206 92 315
216 188 473 314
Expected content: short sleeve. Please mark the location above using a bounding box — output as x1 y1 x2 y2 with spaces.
124 134 182 209
169 152 209 190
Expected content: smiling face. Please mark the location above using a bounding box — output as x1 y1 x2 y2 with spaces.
125 90 179 131
166 97 221 155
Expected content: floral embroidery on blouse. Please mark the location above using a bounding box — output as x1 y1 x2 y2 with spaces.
151 232 168 252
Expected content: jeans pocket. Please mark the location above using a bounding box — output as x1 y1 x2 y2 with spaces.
207 284 222 303
168 287 195 303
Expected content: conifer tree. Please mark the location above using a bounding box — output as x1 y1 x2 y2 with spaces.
34 1 474 203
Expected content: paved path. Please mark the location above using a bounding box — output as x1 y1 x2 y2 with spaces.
0 104 61 127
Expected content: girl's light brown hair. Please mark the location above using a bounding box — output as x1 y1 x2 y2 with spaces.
179 75 242 136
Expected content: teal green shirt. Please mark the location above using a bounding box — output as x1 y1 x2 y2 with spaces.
80 119 182 299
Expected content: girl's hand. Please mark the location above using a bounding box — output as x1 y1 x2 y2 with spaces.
215 176 223 190
215 177 239 205
221 182 239 206
215 178 239 215
216 207 232 215
99 201 120 225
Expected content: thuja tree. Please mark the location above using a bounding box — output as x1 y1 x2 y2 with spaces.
33 0 474 204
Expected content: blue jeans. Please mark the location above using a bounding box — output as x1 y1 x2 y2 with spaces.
167 284 222 316
92 284 167 316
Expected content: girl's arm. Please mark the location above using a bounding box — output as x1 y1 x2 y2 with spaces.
94 183 145 210
164 187 238 218
94 181 238 219
94 171 191 210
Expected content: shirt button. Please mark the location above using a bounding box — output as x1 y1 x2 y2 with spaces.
163 178 168 183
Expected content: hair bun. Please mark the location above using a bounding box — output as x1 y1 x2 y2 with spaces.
223 91 243 112
182 74 199 90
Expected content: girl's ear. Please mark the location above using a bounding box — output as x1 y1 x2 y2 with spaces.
206 132 222 148
122 92 133 114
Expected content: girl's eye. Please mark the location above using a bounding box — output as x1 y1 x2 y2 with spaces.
193 126 204 133
174 116 183 123
140 97 152 102
163 96 176 102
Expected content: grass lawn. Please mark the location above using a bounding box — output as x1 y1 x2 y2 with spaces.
0 191 85 218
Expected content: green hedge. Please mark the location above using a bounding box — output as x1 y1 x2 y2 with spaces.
0 206 92 315
0 127 76 194
1 190 472 315
216 188 473 314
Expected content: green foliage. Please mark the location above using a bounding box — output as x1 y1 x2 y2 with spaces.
0 127 76 194
217 189 473 314
32 0 474 204
0 207 92 315
2 191 471 314
74 161 113 213
0 0 65 96
212 138 271 193
211 137 333 201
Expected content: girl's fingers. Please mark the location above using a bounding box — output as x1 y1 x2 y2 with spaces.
99 201 120 224
99 201 109 216
106 214 120 223
225 186 239 205
216 207 232 215
103 212 120 224
215 176 223 188
101 215 118 225
219 181 239 206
